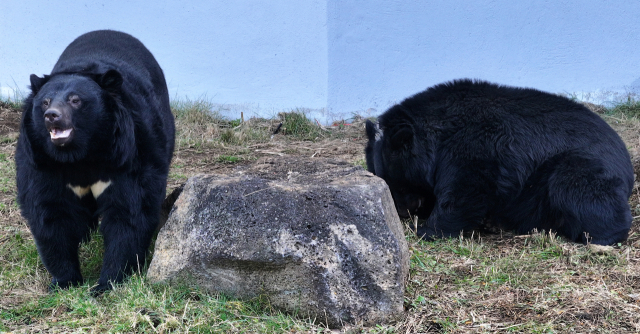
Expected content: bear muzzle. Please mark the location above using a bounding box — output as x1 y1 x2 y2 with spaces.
44 108 74 146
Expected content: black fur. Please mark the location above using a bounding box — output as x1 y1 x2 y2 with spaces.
365 79 633 245
16 30 175 293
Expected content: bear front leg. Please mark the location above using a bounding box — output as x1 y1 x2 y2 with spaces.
93 182 162 294
93 209 158 294
29 206 94 291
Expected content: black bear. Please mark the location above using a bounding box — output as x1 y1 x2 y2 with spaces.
15 30 175 293
365 79 633 245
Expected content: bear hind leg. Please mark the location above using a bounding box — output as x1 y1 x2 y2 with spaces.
547 155 632 245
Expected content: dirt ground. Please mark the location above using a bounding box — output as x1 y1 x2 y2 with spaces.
0 103 23 235
0 104 21 138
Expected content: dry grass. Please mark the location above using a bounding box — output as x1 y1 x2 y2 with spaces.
398 228 640 333
1 99 640 333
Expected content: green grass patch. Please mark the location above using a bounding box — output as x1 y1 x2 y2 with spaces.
1 277 323 332
607 97 640 118
168 171 188 180
0 96 24 110
78 231 105 282
279 111 327 141
217 155 240 164
171 98 222 124
354 158 367 169
170 98 273 148
219 129 238 144
0 226 327 332
0 153 16 194
170 98 226 148
229 118 243 128
0 232 43 289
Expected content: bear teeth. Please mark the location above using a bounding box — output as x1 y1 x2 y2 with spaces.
50 128 72 139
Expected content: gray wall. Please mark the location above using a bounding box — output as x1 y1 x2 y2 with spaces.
2 1 639 122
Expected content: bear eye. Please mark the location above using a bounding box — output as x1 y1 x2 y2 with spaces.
68 95 82 108
42 98 50 109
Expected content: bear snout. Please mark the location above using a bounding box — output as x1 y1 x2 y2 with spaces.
44 108 74 146
44 109 61 123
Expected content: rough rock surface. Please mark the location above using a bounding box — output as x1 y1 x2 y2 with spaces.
147 157 409 328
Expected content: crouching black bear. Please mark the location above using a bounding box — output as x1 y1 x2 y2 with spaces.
15 30 175 293
365 79 633 245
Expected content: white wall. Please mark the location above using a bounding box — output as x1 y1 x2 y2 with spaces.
0 0 328 118
327 0 640 116
2 1 639 122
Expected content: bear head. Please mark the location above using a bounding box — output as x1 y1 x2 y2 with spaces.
365 118 436 219
23 70 134 165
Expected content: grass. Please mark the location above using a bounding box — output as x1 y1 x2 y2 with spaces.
169 98 325 151
2 97 640 332
0 85 25 110
277 110 328 141
171 98 273 148
171 98 236 148
217 155 241 164
1 269 317 332
0 152 18 216
0 153 15 194
606 97 640 118
0 99 22 111
401 229 637 333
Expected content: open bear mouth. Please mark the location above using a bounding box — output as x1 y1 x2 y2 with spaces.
48 127 74 146
50 127 73 139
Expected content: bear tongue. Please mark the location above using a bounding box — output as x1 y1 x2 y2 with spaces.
50 128 73 139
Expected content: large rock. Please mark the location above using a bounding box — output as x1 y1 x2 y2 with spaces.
147 157 409 328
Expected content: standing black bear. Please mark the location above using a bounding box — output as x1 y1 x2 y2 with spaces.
15 30 175 293
365 79 633 245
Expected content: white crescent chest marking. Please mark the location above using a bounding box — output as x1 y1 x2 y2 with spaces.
67 180 112 199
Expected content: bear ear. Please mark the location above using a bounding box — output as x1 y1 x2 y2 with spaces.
29 74 50 94
364 120 379 174
389 125 414 152
365 119 379 142
99 69 123 95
